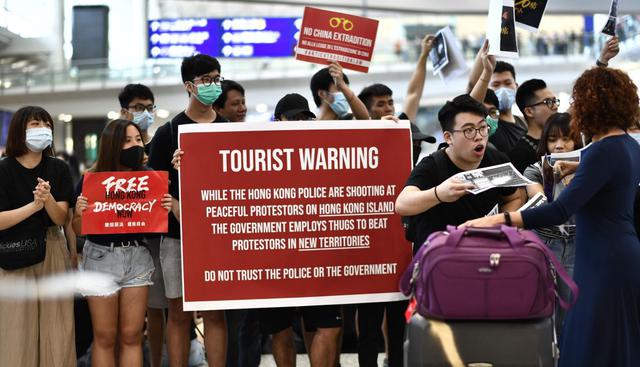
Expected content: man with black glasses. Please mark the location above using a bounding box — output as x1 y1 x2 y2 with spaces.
119 83 157 144
510 79 560 173
395 94 522 252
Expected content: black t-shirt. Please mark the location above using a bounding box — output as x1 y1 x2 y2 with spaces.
0 156 73 229
508 134 540 173
147 111 228 238
405 148 516 250
489 116 527 154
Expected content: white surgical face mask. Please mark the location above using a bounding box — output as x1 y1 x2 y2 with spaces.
494 87 516 112
328 92 350 117
132 110 154 131
25 127 53 152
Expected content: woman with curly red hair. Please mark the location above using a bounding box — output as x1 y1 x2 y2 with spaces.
463 66 640 366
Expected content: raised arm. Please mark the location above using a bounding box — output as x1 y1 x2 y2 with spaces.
597 36 619 67
328 61 370 120
403 34 435 122
466 39 488 93
470 40 496 104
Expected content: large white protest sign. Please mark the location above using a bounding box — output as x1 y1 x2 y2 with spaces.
430 32 449 75
433 27 469 83
488 0 519 58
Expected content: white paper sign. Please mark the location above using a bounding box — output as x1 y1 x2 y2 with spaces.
488 0 519 58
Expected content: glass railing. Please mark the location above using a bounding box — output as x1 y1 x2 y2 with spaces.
1 26 638 96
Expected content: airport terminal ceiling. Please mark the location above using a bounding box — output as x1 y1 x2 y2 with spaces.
162 0 640 15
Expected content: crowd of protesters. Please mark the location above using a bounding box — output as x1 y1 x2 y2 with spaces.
0 23 639 367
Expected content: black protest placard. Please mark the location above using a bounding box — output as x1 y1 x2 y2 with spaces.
515 0 548 31
429 32 449 74
601 0 619 36
500 6 518 53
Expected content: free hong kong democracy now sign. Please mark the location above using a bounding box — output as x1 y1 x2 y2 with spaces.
177 120 413 311
295 7 379 72
81 171 169 234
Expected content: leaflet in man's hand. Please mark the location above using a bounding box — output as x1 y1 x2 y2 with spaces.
454 162 534 195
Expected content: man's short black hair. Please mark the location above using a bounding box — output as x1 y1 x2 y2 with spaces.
118 84 154 108
515 79 547 113
213 80 245 109
181 54 221 83
484 89 499 109
310 67 350 107
494 61 516 80
438 94 488 132
358 83 393 110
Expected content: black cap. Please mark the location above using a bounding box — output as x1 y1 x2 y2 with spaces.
411 123 436 143
274 93 316 121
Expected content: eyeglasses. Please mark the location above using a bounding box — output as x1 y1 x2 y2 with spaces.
451 123 489 140
527 97 560 109
487 108 500 119
193 74 224 87
127 104 156 113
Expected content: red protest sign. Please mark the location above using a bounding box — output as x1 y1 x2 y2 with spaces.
178 120 413 311
81 171 168 234
295 7 379 73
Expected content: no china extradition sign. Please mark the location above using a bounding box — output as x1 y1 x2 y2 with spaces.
295 7 379 72
178 120 413 310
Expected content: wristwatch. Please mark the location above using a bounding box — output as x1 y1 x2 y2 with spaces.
596 59 608 67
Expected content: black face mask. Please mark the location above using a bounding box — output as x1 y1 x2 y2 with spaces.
120 145 144 169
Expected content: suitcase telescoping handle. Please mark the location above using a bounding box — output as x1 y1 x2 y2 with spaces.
445 225 524 248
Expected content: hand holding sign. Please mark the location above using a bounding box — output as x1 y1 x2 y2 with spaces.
481 41 497 74
327 61 347 89
76 195 88 214
599 36 620 65
172 148 184 170
420 34 436 56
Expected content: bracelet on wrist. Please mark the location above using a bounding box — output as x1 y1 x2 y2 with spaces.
434 185 443 203
596 59 608 67
503 211 513 226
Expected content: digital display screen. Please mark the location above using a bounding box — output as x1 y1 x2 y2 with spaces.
148 17 302 58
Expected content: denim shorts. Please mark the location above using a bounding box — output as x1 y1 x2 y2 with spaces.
81 240 155 296
159 236 183 299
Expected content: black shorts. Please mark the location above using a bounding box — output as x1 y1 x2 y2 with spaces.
258 305 343 334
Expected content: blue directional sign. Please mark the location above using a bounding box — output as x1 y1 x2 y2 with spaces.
148 17 302 58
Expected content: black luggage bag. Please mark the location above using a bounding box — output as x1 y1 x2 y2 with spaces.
404 314 557 367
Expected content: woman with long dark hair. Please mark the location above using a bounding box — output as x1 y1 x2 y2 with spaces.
0 106 76 367
522 112 583 330
464 67 640 365
73 119 172 367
